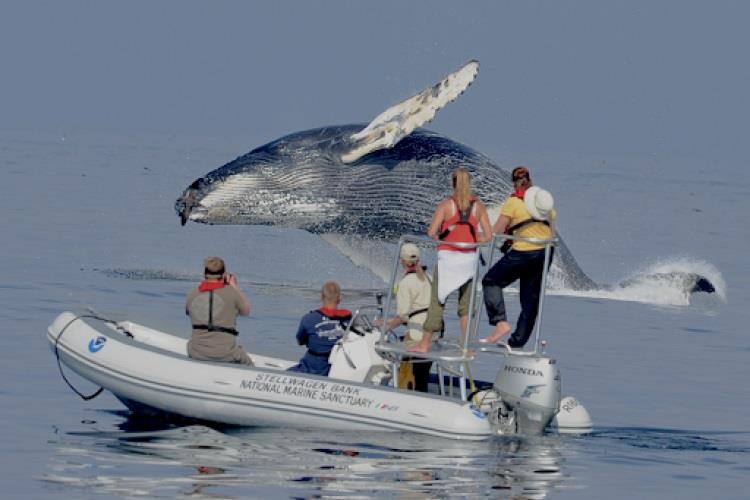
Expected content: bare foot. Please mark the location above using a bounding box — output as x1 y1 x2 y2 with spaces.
482 321 511 344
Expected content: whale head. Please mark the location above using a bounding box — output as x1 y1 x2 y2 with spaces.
176 126 356 229
175 125 510 238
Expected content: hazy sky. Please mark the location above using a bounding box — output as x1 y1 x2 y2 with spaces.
2 1 748 167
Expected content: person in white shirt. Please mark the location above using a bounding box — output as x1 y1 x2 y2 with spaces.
382 243 433 391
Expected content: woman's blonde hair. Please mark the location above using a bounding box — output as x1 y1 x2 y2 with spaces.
451 168 473 212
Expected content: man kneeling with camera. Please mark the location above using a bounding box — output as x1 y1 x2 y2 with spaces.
186 256 254 365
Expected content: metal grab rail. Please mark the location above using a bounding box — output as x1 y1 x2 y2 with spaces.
379 232 557 398
382 232 557 356
380 236 488 398
381 235 489 351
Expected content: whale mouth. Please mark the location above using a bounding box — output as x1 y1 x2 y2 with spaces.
176 188 202 226
184 205 208 223
176 176 211 225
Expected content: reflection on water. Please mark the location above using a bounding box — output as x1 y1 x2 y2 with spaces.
43 412 571 498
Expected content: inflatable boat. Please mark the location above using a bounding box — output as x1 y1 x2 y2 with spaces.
48 235 592 440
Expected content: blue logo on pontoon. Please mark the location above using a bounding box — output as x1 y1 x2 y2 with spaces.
469 405 487 419
88 336 107 353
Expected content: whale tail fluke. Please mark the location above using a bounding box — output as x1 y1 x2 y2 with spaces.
341 60 480 163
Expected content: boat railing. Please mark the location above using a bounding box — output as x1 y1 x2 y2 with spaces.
471 232 558 356
377 232 557 399
380 235 486 349
381 234 557 352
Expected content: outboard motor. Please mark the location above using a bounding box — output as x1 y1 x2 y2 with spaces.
492 353 561 435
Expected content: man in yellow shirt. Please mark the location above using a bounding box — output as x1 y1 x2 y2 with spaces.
482 166 556 347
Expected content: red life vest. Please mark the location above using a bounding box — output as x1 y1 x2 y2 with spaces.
512 187 527 200
404 264 427 275
198 280 225 292
318 306 352 320
437 197 478 252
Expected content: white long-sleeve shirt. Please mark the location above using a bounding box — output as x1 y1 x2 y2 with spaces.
396 272 432 346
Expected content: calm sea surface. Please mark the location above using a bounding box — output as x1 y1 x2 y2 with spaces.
1 136 748 498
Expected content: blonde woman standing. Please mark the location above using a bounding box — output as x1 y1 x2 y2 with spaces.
409 168 492 353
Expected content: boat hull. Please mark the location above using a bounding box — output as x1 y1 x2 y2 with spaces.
48 312 492 440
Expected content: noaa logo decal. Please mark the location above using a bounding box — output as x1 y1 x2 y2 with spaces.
88 336 107 353
469 405 487 419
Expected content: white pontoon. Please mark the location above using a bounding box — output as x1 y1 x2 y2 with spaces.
47 234 591 440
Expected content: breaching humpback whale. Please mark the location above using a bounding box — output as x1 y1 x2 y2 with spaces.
175 60 716 297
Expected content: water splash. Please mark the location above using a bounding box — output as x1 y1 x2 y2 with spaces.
632 257 727 302
555 257 726 307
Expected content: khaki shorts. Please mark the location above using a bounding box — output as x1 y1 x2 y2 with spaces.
422 266 472 333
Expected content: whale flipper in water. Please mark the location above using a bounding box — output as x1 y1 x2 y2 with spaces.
341 60 479 163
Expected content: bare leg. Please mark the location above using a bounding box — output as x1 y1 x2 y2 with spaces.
409 330 434 353
459 315 468 344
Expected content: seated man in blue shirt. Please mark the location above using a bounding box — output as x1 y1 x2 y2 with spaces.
289 281 352 376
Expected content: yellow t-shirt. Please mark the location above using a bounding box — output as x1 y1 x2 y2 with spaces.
500 196 557 251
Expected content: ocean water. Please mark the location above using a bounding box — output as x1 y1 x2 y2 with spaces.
1 134 749 499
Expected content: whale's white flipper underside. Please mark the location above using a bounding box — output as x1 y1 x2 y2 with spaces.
341 60 480 164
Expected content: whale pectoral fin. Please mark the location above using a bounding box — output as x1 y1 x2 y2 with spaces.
341 60 480 164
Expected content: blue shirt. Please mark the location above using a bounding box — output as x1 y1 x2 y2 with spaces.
289 308 351 375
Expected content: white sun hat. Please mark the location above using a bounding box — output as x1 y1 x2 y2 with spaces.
400 243 421 262
524 186 554 221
